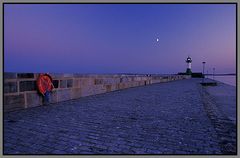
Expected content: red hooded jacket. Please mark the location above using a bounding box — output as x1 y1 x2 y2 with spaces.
37 73 54 95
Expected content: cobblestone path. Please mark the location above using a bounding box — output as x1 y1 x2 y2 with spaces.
4 78 230 154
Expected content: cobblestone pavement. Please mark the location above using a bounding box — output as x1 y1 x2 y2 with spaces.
4 78 233 155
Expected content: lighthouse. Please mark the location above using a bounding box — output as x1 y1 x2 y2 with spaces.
185 56 192 75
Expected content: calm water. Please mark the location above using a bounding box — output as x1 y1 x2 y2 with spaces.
207 75 236 87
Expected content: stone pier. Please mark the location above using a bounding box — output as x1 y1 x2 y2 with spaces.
4 72 190 112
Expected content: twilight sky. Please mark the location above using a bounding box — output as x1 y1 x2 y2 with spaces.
4 4 236 74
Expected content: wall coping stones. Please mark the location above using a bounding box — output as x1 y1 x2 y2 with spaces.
4 73 17 79
17 73 35 79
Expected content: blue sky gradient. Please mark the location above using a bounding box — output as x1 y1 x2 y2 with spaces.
4 4 236 74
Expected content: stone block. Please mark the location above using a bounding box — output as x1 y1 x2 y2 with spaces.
128 83 133 88
4 82 18 93
94 79 103 85
122 77 132 83
127 82 132 87
48 73 64 79
110 84 117 91
139 81 145 86
144 81 147 85
133 82 138 87
93 85 106 94
26 92 42 108
57 89 71 102
4 94 25 112
121 77 127 83
129 82 134 87
71 88 82 99
136 81 140 86
73 79 80 88
34 73 40 79
67 79 73 88
106 85 112 92
73 74 85 78
147 80 151 84
81 86 94 97
134 77 142 81
79 79 85 87
60 80 67 88
19 81 37 92
114 78 121 84
152 76 160 80
116 83 120 90
63 74 73 77
119 83 125 89
122 83 127 88
156 80 160 83
162 76 168 79
80 78 94 86
102 78 110 85
49 90 58 103
4 73 17 79
17 73 34 79
101 77 108 85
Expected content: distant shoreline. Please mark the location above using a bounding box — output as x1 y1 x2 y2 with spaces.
205 74 236 76
207 75 236 87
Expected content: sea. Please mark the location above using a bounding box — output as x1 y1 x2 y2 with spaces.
206 75 236 87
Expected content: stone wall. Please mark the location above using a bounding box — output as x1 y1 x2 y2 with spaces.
4 73 191 112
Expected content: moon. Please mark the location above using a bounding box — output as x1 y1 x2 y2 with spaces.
156 38 159 42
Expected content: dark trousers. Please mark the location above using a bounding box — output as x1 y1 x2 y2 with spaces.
44 90 50 104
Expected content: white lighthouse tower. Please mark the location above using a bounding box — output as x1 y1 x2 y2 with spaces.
186 56 192 75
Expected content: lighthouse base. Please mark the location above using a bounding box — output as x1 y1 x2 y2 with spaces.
186 68 192 75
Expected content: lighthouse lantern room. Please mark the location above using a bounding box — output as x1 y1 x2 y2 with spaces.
186 56 192 75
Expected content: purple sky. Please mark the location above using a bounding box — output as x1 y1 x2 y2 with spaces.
4 4 236 74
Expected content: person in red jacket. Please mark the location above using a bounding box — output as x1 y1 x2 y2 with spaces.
37 73 54 105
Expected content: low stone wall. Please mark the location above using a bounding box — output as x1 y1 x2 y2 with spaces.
4 73 191 112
